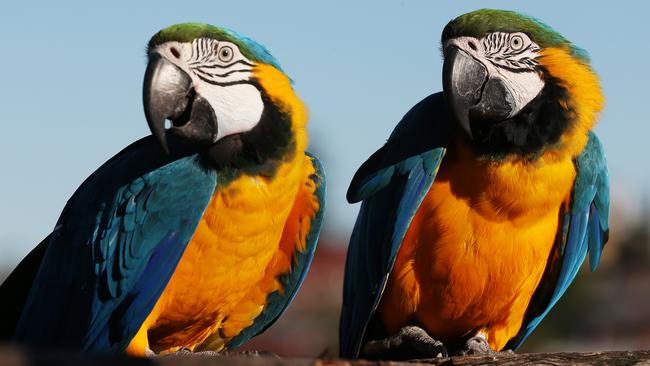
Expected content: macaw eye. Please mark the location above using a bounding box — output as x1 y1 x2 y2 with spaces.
218 46 234 62
510 35 524 50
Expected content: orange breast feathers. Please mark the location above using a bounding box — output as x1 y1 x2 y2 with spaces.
126 64 319 355
378 137 577 351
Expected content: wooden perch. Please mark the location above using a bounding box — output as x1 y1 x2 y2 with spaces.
2 344 650 366
387 350 650 365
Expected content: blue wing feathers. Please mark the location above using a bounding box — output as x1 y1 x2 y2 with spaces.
588 204 603 271
107 232 187 351
340 93 451 358
85 157 216 351
347 93 453 204
341 149 445 357
14 135 216 351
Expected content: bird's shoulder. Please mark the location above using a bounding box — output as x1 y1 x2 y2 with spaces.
13 134 217 350
347 92 453 203
63 134 205 213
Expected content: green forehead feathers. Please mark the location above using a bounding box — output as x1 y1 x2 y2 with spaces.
148 23 283 71
442 9 589 62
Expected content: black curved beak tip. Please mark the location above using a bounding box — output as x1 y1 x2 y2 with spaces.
143 53 169 153
442 46 488 137
142 52 191 154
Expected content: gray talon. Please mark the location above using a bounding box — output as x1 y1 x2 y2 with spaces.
458 336 495 356
362 325 448 360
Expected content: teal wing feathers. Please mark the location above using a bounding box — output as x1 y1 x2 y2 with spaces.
339 93 452 358
12 135 217 352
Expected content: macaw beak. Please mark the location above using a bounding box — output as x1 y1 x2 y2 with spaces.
442 46 515 138
143 52 218 153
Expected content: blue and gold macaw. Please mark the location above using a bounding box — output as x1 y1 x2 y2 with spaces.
0 23 326 355
340 9 609 359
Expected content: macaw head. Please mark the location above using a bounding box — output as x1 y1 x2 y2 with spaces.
441 9 604 158
144 23 306 168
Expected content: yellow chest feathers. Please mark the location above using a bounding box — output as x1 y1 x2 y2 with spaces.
439 138 576 223
142 152 312 352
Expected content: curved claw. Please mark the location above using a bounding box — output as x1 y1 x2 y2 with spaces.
458 335 496 356
362 325 448 360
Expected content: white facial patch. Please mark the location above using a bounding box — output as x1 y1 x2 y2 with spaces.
151 38 264 141
444 32 545 117
198 82 264 141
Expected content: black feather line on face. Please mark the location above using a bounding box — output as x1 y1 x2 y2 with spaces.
467 69 573 159
201 84 294 181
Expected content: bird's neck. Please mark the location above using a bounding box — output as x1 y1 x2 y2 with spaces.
210 65 309 185
446 135 576 222
537 46 604 162
255 63 309 153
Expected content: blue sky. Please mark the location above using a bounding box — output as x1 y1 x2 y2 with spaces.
0 1 648 266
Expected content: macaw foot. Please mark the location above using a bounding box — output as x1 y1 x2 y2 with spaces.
362 325 448 360
457 336 494 356
172 347 220 357
456 336 514 356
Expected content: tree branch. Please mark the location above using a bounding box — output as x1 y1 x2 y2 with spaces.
2 345 650 366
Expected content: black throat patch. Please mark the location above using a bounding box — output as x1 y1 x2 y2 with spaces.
467 70 574 159
201 85 295 181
